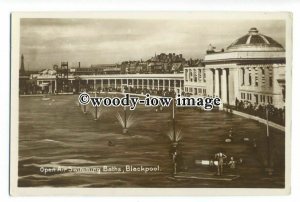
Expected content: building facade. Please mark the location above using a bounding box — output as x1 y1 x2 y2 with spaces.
183 66 207 96
184 27 285 109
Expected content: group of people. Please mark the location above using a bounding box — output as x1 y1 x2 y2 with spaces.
213 152 243 176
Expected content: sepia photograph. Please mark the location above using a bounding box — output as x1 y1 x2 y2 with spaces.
10 12 292 196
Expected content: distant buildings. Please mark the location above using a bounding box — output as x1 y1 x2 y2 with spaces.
20 27 286 110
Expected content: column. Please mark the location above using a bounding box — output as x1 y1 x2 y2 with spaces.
158 79 160 90
142 79 144 89
101 79 103 89
94 79 96 91
206 69 214 97
163 79 165 90
49 81 52 93
168 79 171 91
55 80 57 92
115 79 117 89
147 79 149 89
108 79 110 87
228 68 239 105
179 80 182 91
215 69 220 97
152 79 154 89
221 69 228 104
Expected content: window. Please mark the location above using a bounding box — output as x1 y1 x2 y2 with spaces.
242 69 245 85
267 96 273 104
242 93 246 99
255 94 258 104
255 76 258 86
269 77 273 87
262 68 266 86
198 69 202 82
249 73 252 86
194 69 197 82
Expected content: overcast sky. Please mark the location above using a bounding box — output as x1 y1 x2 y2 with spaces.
20 18 285 70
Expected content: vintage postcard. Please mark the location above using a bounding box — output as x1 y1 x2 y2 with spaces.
10 12 292 196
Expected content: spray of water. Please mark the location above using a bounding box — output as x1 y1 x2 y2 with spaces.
115 111 135 128
91 107 105 119
166 128 183 142
80 104 88 114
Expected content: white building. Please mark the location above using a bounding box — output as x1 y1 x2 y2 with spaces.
184 66 207 96
184 27 285 109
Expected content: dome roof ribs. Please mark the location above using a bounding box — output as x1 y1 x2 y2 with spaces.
226 28 284 52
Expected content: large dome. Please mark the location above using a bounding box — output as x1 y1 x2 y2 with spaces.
226 27 284 52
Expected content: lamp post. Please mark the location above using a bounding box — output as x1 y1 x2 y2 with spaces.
171 94 178 176
172 98 177 147
265 104 273 176
123 106 128 134
94 91 98 120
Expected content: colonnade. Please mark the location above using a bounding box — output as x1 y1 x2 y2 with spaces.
83 78 183 91
37 77 184 93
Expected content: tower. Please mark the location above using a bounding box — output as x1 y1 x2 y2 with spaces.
20 54 25 75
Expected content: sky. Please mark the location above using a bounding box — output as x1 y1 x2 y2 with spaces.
20 18 286 70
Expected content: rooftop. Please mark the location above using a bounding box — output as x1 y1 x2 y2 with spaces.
226 27 284 52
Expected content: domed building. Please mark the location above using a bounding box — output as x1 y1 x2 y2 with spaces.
226 27 284 52
199 27 286 108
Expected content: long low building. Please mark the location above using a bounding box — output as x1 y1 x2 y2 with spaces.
34 73 184 94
